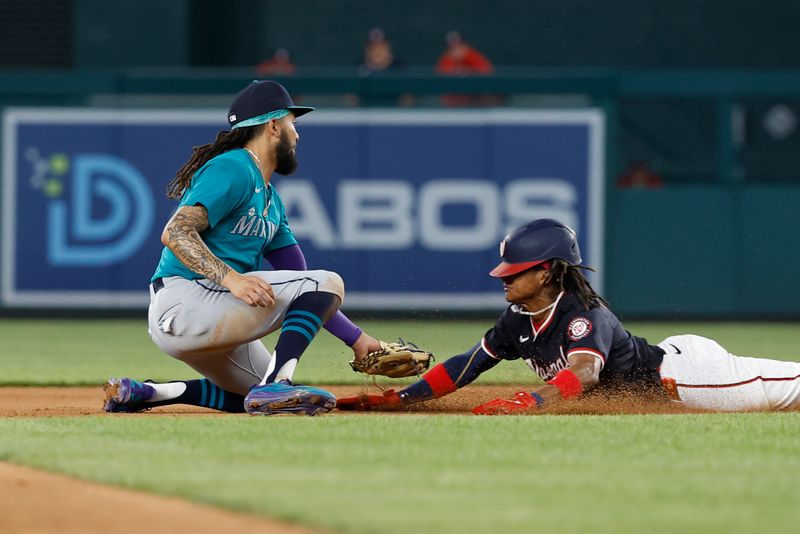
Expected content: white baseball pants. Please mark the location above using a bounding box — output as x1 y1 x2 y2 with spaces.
658 334 800 411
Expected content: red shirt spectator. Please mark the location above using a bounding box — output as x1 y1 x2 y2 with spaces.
436 31 497 106
436 31 494 75
256 49 296 76
617 160 664 189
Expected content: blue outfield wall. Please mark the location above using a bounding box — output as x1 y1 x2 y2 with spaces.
0 108 604 311
1 106 797 317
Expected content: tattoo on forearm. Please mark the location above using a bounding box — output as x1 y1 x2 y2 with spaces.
165 206 231 284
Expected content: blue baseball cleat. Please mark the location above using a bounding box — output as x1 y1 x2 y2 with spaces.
103 378 155 413
244 379 336 416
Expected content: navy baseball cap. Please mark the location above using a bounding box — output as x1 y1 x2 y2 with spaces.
227 80 314 129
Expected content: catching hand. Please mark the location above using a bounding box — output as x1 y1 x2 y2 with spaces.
349 339 434 378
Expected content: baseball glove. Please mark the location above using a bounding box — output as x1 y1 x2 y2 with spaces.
349 339 434 378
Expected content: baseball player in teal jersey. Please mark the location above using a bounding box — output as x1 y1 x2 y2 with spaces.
103 80 383 416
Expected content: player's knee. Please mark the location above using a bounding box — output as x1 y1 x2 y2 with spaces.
317 270 345 302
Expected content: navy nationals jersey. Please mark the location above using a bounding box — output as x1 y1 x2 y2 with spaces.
481 292 665 392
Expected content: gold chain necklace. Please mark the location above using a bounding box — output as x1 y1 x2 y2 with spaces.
244 147 262 173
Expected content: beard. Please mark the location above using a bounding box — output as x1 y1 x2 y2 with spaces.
274 130 298 175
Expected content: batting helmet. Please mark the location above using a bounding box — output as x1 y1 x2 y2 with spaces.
489 219 582 278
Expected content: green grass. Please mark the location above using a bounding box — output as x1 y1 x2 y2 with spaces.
0 318 509 386
1 413 799 533
1 319 799 386
2 319 800 532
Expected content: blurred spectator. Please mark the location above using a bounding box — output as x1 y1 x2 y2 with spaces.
256 48 296 76
436 31 498 107
353 28 414 106
436 31 494 76
359 28 400 76
617 159 664 189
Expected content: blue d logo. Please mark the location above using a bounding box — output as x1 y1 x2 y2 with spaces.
47 154 154 266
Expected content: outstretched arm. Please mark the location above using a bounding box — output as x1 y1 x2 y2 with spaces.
337 342 500 410
397 343 500 403
163 205 274 307
472 351 601 415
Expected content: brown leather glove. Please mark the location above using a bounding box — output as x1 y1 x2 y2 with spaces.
349 339 434 378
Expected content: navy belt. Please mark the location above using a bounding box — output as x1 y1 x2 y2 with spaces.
152 277 164 294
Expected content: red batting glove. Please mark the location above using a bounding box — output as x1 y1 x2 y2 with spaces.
336 389 404 411
472 391 541 415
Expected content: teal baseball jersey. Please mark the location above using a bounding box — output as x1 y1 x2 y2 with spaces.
152 149 296 281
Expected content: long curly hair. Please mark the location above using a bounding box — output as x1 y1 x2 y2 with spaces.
547 259 609 310
166 125 264 199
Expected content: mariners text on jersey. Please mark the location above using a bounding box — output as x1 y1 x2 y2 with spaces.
152 149 296 282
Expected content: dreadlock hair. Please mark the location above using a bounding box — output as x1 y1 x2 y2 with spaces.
547 259 609 310
166 125 265 199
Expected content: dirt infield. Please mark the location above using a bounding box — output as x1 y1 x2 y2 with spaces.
0 384 527 417
0 384 696 417
0 385 698 533
0 462 326 534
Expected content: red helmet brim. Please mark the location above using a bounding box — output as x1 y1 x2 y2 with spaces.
489 259 547 278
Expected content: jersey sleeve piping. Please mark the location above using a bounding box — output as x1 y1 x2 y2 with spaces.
480 337 502 360
567 347 606 370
